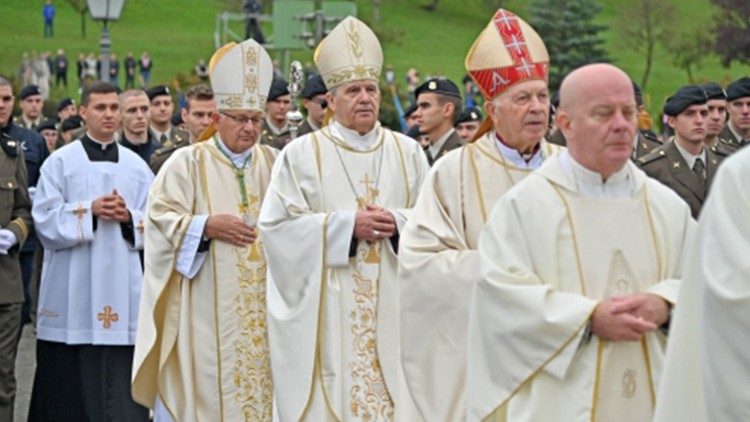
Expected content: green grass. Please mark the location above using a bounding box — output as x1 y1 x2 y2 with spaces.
1 0 749 119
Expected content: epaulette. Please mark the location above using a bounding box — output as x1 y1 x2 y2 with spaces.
718 136 740 148
0 133 20 158
154 145 179 156
640 130 662 144
710 144 729 157
636 147 666 166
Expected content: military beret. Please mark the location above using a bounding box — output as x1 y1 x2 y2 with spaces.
402 103 418 119
56 97 75 112
633 81 643 106
36 119 58 133
551 91 560 110
702 82 726 101
60 115 84 132
725 77 750 101
405 124 422 140
268 77 290 101
455 106 483 125
19 85 42 100
415 78 462 100
300 74 327 99
145 85 171 101
171 112 183 127
663 85 708 117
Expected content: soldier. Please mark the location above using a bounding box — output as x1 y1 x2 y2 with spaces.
718 76 750 153
119 90 159 164
145 85 189 147
413 78 464 165
639 85 721 219
149 84 217 174
36 120 58 153
260 76 291 149
701 82 734 158
454 106 482 142
14 85 45 130
403 102 419 130
55 97 76 124
0 76 33 422
296 73 327 137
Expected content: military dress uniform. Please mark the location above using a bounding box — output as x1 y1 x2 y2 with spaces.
638 140 721 219
717 125 748 154
634 131 662 158
424 130 464 166
260 119 291 150
148 136 190 174
0 130 31 421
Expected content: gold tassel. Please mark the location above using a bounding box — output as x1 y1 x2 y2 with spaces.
248 243 262 261
364 243 380 263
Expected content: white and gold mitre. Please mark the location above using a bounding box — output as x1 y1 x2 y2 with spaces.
208 38 273 111
465 9 549 100
314 16 383 89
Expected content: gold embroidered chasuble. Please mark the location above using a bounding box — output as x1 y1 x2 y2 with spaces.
259 123 429 421
132 139 277 421
466 157 695 421
398 133 562 421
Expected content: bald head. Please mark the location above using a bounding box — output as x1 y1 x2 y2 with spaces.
556 63 638 180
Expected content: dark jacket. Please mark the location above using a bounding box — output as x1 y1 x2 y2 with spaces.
424 129 464 166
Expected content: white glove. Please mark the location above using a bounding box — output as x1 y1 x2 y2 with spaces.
0 229 17 254
28 186 37 204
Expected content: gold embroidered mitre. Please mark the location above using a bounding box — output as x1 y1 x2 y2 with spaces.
209 38 273 111
314 16 383 89
465 9 549 101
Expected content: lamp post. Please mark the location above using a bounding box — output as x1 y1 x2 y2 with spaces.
87 0 126 83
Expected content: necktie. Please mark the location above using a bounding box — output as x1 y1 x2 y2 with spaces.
160 134 167 144
693 157 706 188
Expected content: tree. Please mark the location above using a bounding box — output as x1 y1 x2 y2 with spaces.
664 31 712 83
527 0 609 91
62 0 89 38
711 0 750 66
614 0 676 90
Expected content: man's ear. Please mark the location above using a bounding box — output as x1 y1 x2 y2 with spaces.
556 110 572 138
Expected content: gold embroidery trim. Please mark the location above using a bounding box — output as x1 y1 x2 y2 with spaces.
391 130 411 207
10 217 28 239
319 126 385 153
591 338 606 422
467 143 488 223
549 182 589 296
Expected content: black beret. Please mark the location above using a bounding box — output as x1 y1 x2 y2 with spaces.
171 112 183 127
702 82 726 101
551 91 560 109
56 97 75 112
402 103 418 119
300 74 327 99
268 77 290 101
455 106 483 125
405 124 422 140
145 85 171 101
633 81 643 106
726 77 750 101
415 78 462 100
663 85 708 117
36 119 57 133
60 115 84 132
19 85 42 100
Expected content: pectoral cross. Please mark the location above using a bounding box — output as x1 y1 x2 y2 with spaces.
73 202 86 219
358 174 379 209
97 305 119 329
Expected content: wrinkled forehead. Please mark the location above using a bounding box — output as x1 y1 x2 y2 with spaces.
493 79 548 101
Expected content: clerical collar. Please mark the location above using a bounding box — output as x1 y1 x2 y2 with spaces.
559 150 633 198
81 133 119 162
330 120 381 151
214 134 252 168
265 117 289 135
494 132 543 169
428 128 455 158
673 138 706 170
727 121 747 143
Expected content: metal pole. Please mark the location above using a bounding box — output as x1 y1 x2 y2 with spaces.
100 20 111 82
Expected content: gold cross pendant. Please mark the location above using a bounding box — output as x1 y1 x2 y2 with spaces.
97 305 119 329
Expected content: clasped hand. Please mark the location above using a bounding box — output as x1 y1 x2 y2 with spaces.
590 293 670 342
92 189 131 223
204 214 257 247
354 205 396 243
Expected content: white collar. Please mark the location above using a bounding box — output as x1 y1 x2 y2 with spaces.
728 121 747 142
152 126 171 140
86 132 116 149
559 150 633 198
215 134 252 167
330 120 381 151
265 117 288 135
493 132 544 170
428 128 455 157
673 138 706 169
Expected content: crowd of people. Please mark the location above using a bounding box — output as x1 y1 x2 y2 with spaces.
0 7 749 422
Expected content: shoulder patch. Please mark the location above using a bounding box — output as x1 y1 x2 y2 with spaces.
0 133 19 158
637 148 666 166
641 131 662 144
155 145 178 156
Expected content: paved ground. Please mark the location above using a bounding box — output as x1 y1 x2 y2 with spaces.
14 324 34 422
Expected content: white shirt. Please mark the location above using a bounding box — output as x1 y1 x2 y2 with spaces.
674 139 706 170
494 132 544 169
428 128 455 158
559 150 634 198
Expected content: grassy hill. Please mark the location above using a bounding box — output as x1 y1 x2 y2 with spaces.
1 0 749 119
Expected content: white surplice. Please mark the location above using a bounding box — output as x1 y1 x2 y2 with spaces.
398 133 562 421
259 121 429 421
654 146 750 422
132 138 278 421
466 152 695 421
32 141 153 345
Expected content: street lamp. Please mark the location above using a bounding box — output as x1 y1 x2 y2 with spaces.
87 0 126 84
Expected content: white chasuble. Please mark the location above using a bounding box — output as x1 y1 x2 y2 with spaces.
398 133 561 421
654 148 750 422
466 157 695 421
33 142 153 345
259 122 429 421
132 139 277 421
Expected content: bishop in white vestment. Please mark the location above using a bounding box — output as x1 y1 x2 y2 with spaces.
654 146 750 422
259 16 429 421
466 64 696 421
399 10 561 420
132 39 278 421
